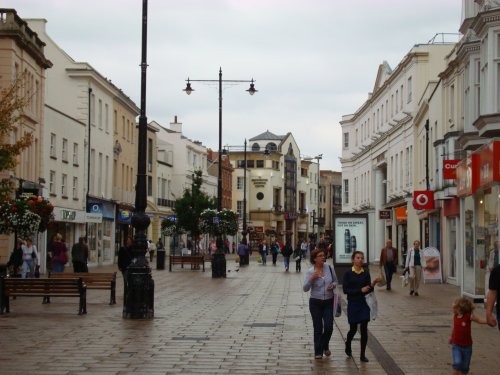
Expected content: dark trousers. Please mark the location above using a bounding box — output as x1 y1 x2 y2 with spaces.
346 321 368 357
296 259 301 272
309 298 334 356
73 261 88 273
384 262 396 288
272 252 278 265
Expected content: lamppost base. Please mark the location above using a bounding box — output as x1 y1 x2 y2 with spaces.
211 252 226 278
123 258 154 319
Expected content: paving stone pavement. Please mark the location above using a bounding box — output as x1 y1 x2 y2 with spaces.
0 256 499 375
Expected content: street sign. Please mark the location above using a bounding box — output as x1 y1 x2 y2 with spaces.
379 210 391 220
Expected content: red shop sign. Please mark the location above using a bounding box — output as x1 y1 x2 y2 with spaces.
443 160 460 180
413 191 434 210
456 153 480 197
478 140 500 188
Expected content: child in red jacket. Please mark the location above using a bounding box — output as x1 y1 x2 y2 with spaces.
449 297 487 375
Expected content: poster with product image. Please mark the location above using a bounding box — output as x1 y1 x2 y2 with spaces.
333 214 369 265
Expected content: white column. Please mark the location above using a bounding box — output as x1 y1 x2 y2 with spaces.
374 168 385 261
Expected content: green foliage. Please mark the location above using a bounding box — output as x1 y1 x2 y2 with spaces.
0 195 54 237
199 208 239 236
173 170 216 239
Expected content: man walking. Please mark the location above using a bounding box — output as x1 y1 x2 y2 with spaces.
380 239 398 291
71 236 89 273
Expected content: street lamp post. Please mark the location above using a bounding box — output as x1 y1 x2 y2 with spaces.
223 139 248 265
124 0 154 319
315 154 322 240
184 68 256 278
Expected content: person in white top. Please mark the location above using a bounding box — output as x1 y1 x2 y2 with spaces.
21 238 38 278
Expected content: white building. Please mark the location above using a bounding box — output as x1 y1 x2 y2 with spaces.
340 43 455 264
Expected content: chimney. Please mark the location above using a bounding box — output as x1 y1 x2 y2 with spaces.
170 115 182 133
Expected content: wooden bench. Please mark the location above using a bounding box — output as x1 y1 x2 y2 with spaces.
169 255 205 272
0 277 87 315
49 272 116 305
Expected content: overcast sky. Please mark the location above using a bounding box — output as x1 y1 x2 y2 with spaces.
8 0 461 170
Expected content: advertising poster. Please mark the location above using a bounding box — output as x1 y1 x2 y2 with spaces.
333 214 368 264
422 247 442 283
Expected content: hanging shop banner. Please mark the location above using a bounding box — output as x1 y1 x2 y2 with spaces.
413 191 434 210
422 247 442 283
478 140 500 188
379 210 391 220
443 160 460 180
333 214 369 265
456 153 480 197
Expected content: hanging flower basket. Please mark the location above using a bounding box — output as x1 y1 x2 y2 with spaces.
161 217 184 237
0 197 41 238
199 208 238 236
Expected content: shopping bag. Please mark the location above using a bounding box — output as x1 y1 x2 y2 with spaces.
365 291 378 320
400 273 409 287
257 255 262 264
333 290 342 318
377 266 387 287
235 255 240 263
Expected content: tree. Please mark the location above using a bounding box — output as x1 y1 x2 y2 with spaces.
170 170 216 253
0 73 33 197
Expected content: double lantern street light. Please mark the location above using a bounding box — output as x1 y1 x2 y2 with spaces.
183 68 257 277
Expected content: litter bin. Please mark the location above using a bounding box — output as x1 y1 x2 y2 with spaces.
156 250 166 270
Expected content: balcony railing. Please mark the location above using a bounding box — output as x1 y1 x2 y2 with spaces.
157 198 176 208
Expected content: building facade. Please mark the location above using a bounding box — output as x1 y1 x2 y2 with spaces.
226 131 318 249
0 9 52 263
340 43 455 264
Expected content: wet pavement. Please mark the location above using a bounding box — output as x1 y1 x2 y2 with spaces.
0 255 498 374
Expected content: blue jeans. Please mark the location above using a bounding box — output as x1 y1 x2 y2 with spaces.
261 252 267 265
52 261 65 273
309 298 334 356
284 256 290 270
21 259 35 278
452 344 472 374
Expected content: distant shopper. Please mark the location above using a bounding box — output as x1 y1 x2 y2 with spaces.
293 243 302 272
301 239 308 259
343 251 381 363
72 236 89 273
147 239 156 263
271 240 280 266
449 297 487 375
405 240 423 296
259 240 267 266
156 238 164 252
487 264 500 330
51 233 68 273
380 239 398 290
303 249 338 359
238 239 248 266
7 239 24 277
282 241 293 272
118 236 134 312
21 238 37 278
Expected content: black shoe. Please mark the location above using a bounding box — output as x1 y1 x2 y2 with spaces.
410 290 414 295
414 292 419 296
386 286 391 290
360 356 369 363
345 342 352 357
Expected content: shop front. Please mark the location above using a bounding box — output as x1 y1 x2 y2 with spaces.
87 198 116 266
395 206 408 267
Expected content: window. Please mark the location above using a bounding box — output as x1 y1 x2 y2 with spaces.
49 170 56 195
237 176 244 190
122 116 126 138
343 132 349 148
148 176 153 196
50 133 56 158
91 93 95 125
236 200 243 219
148 138 153 172
98 153 103 196
105 103 109 133
98 99 103 129
407 77 412 102
73 177 78 199
256 160 264 168
400 84 403 110
73 143 78 165
62 138 68 162
247 160 255 168
450 84 455 124
61 173 67 197
343 179 349 204
114 110 118 134
395 90 399 113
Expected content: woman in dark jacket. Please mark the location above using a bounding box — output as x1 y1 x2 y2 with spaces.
343 251 380 363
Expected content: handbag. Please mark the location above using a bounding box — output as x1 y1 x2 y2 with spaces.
328 266 341 317
378 266 387 287
365 291 378 320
